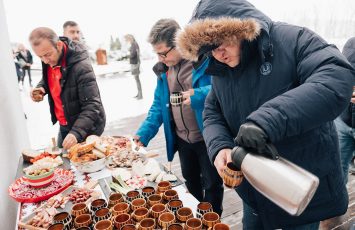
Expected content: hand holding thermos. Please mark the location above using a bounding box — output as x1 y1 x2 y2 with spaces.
222 122 320 216
235 122 279 160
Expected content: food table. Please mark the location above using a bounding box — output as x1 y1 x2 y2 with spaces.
12 140 203 230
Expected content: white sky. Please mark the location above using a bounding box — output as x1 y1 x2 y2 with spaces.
3 0 355 52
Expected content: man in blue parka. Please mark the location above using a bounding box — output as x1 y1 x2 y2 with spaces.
177 0 354 229
134 19 223 214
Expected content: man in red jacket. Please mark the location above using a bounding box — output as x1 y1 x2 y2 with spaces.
29 27 106 150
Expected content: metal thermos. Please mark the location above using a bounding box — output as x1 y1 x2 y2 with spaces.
231 146 319 216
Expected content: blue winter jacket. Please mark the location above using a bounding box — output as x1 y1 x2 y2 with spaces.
192 0 355 228
136 58 211 161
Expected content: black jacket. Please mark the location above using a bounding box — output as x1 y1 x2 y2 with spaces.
129 40 140 65
37 37 106 142
17 50 33 69
339 37 355 128
191 0 354 228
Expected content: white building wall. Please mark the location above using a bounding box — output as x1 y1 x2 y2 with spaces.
0 0 30 228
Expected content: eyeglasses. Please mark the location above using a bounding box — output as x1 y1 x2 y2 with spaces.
157 46 175 58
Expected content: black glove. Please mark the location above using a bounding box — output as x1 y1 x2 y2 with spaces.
235 122 279 160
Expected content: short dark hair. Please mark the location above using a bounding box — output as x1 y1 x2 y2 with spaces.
63 20 78 29
148 19 180 47
29 27 59 47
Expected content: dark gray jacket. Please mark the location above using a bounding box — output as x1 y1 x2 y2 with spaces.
129 40 140 65
193 0 354 228
38 37 106 142
339 37 355 128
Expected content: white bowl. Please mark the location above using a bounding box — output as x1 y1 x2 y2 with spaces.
71 157 107 173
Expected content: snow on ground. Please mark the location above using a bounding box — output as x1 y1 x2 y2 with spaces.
20 59 158 149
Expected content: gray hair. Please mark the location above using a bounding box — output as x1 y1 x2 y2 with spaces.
29 27 59 47
148 19 180 47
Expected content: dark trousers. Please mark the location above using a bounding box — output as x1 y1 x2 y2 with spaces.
177 137 224 215
242 202 320 230
15 63 22 82
21 67 32 86
57 125 70 148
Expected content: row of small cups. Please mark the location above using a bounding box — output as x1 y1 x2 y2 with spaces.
47 218 230 230
49 199 225 229
48 196 184 229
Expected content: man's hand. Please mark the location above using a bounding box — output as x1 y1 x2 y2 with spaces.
133 135 144 147
62 133 78 150
351 87 355 103
236 122 278 159
214 148 232 178
182 89 194 105
30 87 45 102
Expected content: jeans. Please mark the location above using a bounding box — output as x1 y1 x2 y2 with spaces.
242 202 320 230
21 67 32 86
57 125 71 148
334 118 355 183
177 137 224 215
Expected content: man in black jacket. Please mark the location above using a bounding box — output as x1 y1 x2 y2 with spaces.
17 44 33 87
29 27 106 149
125 34 142 99
177 0 354 229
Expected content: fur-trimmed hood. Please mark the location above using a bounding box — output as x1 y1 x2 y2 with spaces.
176 17 260 61
185 0 273 65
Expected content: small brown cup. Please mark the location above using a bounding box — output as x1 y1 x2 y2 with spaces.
167 199 183 213
147 194 162 207
141 186 155 198
32 89 44 102
108 193 124 208
150 203 167 219
213 223 230 230
176 207 193 223
202 212 220 228
76 227 91 230
74 214 92 228
71 203 89 217
163 189 179 202
125 190 140 203
196 202 213 219
138 218 156 230
47 223 65 230
168 223 184 230
185 218 202 230
132 207 149 222
111 202 130 216
158 212 175 228
157 181 171 194
120 224 136 230
113 213 132 229
52 211 72 226
91 198 108 213
94 207 112 223
222 162 243 188
94 219 113 230
131 198 146 211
